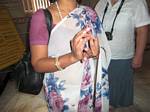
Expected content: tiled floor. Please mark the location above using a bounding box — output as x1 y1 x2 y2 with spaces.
0 50 150 112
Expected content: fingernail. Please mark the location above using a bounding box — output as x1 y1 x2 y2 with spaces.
80 38 83 41
86 27 91 32
84 48 88 51
83 57 87 61
83 31 86 34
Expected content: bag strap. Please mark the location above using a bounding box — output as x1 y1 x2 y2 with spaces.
43 8 53 44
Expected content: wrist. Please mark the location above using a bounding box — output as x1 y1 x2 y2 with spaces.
54 57 63 71
134 52 143 58
69 52 80 63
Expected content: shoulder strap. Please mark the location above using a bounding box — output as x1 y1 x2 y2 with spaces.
43 8 53 43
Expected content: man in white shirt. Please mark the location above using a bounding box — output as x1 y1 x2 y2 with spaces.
95 0 150 108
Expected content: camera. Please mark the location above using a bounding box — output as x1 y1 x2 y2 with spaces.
105 32 113 40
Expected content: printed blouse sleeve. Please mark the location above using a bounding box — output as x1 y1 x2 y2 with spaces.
29 9 49 45
134 0 150 27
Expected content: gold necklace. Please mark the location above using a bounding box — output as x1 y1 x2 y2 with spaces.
55 1 79 20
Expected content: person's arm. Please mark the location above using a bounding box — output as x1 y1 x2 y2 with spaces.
132 0 150 69
31 28 100 73
30 45 78 73
132 25 149 69
29 9 82 73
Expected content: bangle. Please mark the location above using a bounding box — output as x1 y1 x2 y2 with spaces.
54 57 63 71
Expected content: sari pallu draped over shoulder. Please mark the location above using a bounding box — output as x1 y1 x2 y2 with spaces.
43 5 111 112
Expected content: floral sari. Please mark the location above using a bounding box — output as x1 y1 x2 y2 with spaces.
43 5 111 112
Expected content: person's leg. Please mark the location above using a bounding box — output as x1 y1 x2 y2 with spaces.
108 59 134 108
119 59 134 107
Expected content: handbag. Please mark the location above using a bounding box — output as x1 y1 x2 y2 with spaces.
15 8 53 95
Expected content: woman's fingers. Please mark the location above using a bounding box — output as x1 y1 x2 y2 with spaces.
72 27 92 45
82 32 99 58
89 37 99 57
71 36 89 60
71 27 100 61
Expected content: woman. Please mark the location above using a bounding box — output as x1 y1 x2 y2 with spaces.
95 0 150 108
29 0 111 111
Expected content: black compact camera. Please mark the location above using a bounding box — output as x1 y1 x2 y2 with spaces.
105 32 113 41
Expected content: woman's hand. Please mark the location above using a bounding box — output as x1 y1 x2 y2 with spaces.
84 33 100 59
71 28 89 61
132 55 143 69
71 27 100 61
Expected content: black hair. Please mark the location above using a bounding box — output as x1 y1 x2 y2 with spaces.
49 0 82 4
49 0 56 3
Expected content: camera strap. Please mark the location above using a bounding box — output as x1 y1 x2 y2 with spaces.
102 0 125 35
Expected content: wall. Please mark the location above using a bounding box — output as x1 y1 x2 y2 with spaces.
0 0 30 49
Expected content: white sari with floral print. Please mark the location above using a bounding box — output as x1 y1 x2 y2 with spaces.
43 5 111 112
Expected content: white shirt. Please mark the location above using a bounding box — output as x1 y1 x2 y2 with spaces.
95 0 150 59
